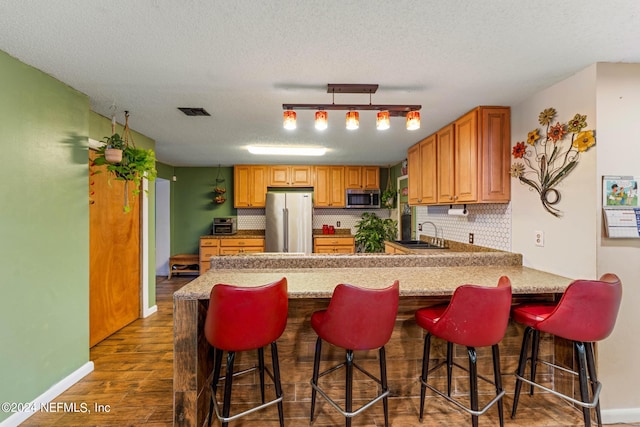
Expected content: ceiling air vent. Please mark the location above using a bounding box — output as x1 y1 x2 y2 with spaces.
178 107 211 116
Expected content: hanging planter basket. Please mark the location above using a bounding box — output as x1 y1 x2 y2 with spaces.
213 165 227 205
104 148 123 163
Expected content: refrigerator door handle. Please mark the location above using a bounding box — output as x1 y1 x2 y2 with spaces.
283 208 289 252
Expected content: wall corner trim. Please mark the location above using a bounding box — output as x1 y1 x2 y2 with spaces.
602 408 640 424
0 361 94 427
143 305 158 318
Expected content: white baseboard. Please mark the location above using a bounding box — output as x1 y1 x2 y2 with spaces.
0 361 94 427
602 407 640 424
143 304 158 318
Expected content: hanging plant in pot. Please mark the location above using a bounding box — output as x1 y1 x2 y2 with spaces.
93 112 157 212
101 133 125 163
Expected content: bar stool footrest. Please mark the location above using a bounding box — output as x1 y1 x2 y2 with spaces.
422 360 505 417
514 358 602 409
311 361 388 418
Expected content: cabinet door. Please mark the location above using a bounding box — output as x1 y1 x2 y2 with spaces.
329 167 345 207
344 166 362 189
437 125 456 203
361 166 380 189
250 166 267 207
419 135 437 204
268 166 289 187
290 166 313 186
234 166 252 207
314 166 331 207
480 107 511 202
315 166 344 207
454 110 478 203
407 143 421 205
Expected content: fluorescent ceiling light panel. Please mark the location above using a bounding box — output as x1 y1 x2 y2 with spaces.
247 146 326 156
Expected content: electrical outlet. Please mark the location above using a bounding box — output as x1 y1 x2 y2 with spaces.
468 233 474 244
337 221 341 227
535 230 544 247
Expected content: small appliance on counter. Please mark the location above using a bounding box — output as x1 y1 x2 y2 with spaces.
213 217 237 235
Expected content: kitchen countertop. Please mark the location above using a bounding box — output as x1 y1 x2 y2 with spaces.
175 265 571 299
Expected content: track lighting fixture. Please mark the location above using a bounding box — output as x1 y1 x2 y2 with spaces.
283 84 421 130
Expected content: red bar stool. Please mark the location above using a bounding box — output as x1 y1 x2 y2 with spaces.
415 276 512 427
309 281 400 427
511 273 622 427
204 277 288 427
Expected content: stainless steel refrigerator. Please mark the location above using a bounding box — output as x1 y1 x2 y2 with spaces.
265 192 313 254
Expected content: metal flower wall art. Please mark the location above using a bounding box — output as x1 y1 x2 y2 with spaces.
510 107 596 217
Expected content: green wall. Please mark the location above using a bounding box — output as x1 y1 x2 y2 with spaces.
172 166 236 254
88 112 157 307
0 50 90 421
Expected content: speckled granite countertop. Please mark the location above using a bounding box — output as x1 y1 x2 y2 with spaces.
201 230 265 239
174 263 571 300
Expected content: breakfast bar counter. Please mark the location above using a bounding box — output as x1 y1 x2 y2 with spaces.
173 253 573 426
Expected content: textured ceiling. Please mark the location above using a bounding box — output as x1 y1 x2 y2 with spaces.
1 1 639 166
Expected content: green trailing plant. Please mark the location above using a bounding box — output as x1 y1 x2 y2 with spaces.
381 188 396 209
101 133 126 149
354 212 398 253
93 112 157 212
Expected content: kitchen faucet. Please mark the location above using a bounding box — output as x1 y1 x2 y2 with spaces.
417 221 444 247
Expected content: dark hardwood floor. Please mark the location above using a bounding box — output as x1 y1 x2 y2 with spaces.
20 276 637 426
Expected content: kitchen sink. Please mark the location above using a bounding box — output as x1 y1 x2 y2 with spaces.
394 240 447 249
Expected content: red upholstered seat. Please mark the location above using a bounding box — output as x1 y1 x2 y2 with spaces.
204 277 288 427
311 282 399 351
205 278 288 352
511 273 622 427
310 281 400 427
415 276 512 427
416 276 512 348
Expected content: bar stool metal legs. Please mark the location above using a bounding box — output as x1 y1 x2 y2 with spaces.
208 343 284 427
310 336 390 427
419 333 506 427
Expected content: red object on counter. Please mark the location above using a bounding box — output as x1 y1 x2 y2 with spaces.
328 226 335 234
322 224 329 234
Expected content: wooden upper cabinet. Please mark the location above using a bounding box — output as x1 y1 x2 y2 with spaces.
234 165 267 208
407 143 420 205
314 166 345 207
268 165 313 187
344 166 380 190
479 107 511 202
408 134 437 205
410 106 511 206
419 134 437 204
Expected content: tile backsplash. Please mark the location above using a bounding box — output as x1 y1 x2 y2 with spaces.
237 208 392 234
414 203 511 251
238 204 510 252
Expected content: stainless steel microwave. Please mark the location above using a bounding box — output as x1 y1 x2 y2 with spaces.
346 189 380 209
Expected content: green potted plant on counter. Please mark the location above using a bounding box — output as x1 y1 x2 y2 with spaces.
354 212 398 253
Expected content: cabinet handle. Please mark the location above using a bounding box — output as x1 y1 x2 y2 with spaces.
454 196 458 200
449 196 453 200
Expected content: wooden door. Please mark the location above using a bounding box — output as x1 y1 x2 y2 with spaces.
89 151 140 347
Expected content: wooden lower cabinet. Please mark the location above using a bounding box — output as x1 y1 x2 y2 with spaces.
384 243 409 254
200 237 266 273
313 236 355 254
219 238 265 255
199 237 220 274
